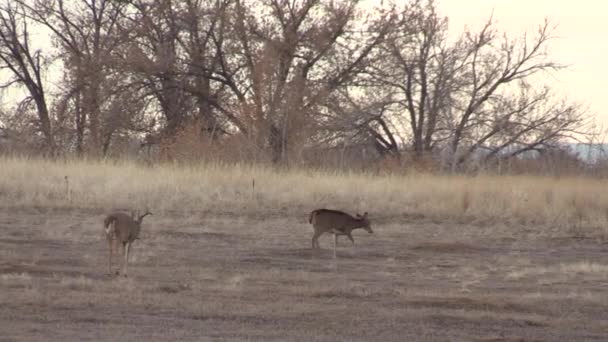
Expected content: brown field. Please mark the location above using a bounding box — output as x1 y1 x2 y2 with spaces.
1 158 608 341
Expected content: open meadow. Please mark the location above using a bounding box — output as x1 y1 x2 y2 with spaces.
1 158 608 341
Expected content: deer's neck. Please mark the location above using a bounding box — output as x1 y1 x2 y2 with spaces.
350 218 365 229
133 223 143 238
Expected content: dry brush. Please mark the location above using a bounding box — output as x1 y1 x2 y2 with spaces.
0 156 607 237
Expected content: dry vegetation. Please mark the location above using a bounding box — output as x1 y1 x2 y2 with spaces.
1 157 608 340
0 0 604 339
2 157 608 233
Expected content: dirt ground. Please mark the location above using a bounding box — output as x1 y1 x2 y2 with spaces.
1 207 607 341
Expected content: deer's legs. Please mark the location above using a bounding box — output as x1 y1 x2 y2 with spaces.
346 233 355 246
124 242 131 277
107 238 113 275
333 233 338 258
312 230 322 249
116 243 125 275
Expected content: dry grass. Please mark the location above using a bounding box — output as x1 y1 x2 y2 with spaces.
1 208 607 340
1 155 608 339
1 156 608 235
507 261 608 281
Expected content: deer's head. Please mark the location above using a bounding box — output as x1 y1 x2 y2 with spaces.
356 212 373 233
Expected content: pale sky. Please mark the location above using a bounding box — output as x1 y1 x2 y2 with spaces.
437 0 608 129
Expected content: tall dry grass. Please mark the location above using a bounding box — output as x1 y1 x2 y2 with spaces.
0 156 607 234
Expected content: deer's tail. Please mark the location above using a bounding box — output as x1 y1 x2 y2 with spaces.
104 215 117 236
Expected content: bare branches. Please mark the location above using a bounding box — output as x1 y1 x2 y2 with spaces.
212 0 392 163
0 1 54 152
0 0 593 168
353 1 587 170
11 0 130 155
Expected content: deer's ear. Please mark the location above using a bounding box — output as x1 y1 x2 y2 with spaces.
356 213 362 218
363 212 368 217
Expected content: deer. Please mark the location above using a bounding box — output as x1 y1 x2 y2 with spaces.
103 210 152 276
308 209 373 258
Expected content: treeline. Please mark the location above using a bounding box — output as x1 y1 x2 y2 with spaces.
0 0 590 170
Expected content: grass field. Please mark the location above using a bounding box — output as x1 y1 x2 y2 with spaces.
1 157 608 340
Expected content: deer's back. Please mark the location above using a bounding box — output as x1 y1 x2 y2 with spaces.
105 212 138 242
310 209 355 231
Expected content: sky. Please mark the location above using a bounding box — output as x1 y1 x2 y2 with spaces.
436 0 608 129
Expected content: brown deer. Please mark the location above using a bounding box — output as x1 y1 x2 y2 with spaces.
103 210 152 276
309 209 373 258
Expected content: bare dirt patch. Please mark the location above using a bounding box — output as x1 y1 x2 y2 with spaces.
0 208 607 341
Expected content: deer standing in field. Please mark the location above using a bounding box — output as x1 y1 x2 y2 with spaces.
309 209 373 258
103 210 152 276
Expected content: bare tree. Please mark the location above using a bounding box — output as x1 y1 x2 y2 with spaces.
208 0 392 163
17 0 128 155
178 0 232 138
360 1 588 170
369 1 449 158
0 1 54 152
115 0 235 150
313 88 401 159
0 0 591 167
119 0 190 138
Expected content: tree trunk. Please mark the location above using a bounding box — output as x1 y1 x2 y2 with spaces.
269 124 285 164
196 77 218 139
75 94 85 156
